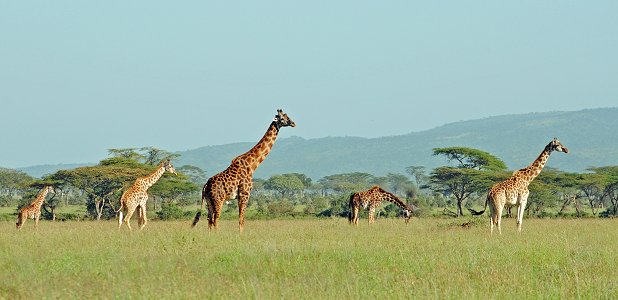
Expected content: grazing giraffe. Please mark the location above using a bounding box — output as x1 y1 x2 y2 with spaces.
469 138 569 234
348 186 415 225
116 159 177 230
193 109 296 233
16 185 55 230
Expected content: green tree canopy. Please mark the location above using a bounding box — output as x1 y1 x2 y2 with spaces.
318 172 375 194
264 173 307 197
432 147 507 171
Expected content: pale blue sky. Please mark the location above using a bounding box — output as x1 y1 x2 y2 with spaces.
1 1 617 168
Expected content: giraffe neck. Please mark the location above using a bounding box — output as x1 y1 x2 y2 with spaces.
381 191 411 211
32 188 50 209
237 121 280 171
141 164 166 189
520 148 551 185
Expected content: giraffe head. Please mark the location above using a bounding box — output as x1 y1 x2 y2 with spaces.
545 138 569 154
45 185 56 194
403 209 413 223
162 159 177 175
273 109 296 128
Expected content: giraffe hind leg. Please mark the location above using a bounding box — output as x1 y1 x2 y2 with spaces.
139 205 148 230
123 206 137 231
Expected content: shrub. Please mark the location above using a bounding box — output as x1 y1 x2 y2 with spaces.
156 202 188 220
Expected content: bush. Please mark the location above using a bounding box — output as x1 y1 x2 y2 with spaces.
267 200 295 217
156 202 189 220
55 213 83 221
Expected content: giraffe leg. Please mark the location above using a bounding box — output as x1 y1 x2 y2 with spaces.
495 205 503 235
368 205 375 224
123 205 137 231
16 212 25 230
517 192 529 233
139 204 148 230
212 200 224 230
238 196 249 234
35 214 40 228
352 206 360 225
207 198 217 230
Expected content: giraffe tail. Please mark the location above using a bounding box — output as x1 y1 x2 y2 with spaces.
191 211 202 228
468 195 488 216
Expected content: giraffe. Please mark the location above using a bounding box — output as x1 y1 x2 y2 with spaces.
116 159 177 230
348 186 415 225
192 109 296 233
16 185 55 230
469 138 569 234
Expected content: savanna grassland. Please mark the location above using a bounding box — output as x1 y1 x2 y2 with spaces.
1 218 617 299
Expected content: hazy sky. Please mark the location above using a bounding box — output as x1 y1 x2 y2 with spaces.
1 1 617 168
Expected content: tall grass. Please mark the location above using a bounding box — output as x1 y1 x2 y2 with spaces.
1 218 616 299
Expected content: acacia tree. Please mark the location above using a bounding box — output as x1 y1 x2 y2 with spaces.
591 166 618 216
576 172 605 216
430 147 508 216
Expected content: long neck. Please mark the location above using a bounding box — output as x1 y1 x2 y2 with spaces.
520 148 552 184
381 191 412 211
141 164 166 189
32 188 50 208
237 122 280 171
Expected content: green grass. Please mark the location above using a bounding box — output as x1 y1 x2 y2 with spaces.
1 218 617 299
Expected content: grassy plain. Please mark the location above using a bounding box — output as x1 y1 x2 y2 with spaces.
1 217 616 299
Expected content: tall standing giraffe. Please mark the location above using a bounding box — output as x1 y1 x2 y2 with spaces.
349 186 415 225
117 159 177 230
16 185 55 230
469 138 569 234
193 109 296 233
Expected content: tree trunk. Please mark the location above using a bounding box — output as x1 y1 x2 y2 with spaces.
96 199 104 220
456 198 463 217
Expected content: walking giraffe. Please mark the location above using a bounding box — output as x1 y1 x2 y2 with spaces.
192 109 296 233
469 138 569 234
116 159 177 230
16 185 55 230
349 186 415 225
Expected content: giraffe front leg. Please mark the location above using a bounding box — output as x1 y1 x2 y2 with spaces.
368 205 376 224
238 192 250 234
35 213 40 229
16 212 25 230
517 192 529 233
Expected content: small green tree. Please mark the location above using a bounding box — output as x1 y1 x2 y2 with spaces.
430 147 508 216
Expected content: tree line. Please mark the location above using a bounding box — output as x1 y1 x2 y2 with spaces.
1 146 617 221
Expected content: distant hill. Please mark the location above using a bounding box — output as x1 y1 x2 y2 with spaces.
176 108 618 180
15 108 618 180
